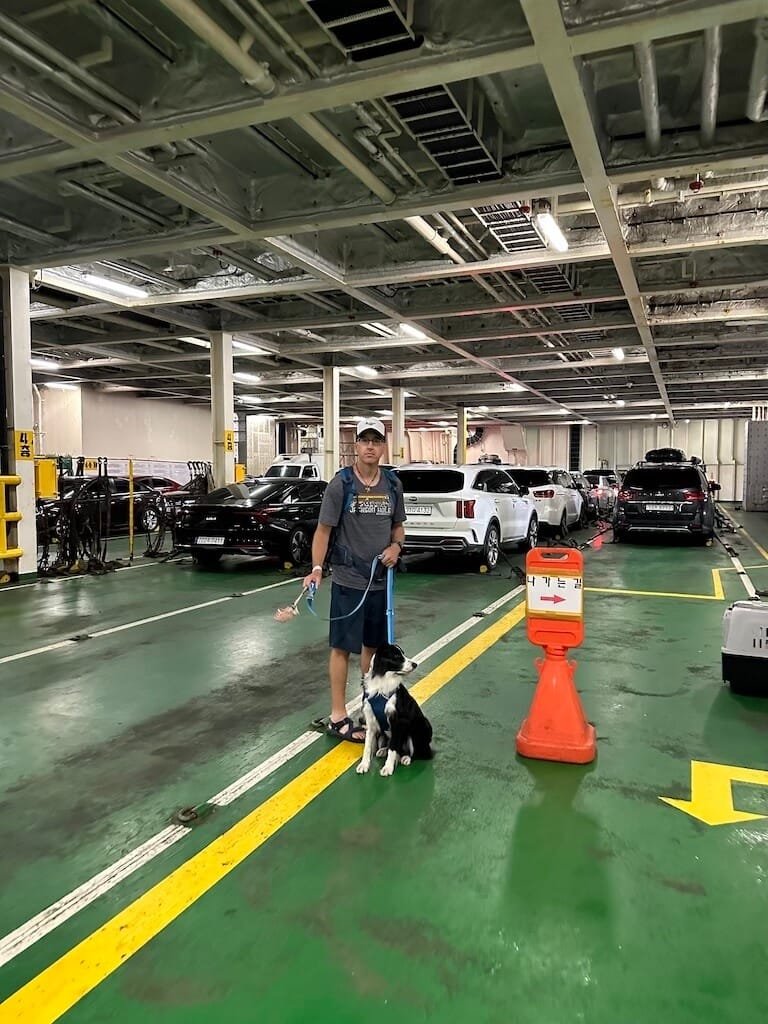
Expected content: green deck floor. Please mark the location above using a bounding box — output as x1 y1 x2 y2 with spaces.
1 511 768 1022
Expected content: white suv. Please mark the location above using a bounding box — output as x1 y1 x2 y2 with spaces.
396 464 538 569
505 466 586 534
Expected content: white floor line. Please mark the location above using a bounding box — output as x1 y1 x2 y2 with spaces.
0 577 296 665
717 507 760 599
0 581 525 969
0 560 158 595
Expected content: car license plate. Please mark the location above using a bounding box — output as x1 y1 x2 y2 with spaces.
407 506 432 515
645 503 674 512
196 535 225 545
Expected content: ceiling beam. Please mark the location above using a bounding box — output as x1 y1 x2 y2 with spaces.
521 0 674 422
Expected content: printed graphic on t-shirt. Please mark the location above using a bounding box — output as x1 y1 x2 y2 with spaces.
349 492 392 516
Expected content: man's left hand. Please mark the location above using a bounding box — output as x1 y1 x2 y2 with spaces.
380 543 401 568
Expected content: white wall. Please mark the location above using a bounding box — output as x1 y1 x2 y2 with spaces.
81 391 211 461
39 387 83 456
582 418 746 501
40 388 212 462
521 424 570 467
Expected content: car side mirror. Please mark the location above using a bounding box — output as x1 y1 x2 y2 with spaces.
709 482 721 492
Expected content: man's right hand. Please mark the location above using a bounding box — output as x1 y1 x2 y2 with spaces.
303 566 323 590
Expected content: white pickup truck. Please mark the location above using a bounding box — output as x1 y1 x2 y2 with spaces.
263 453 325 480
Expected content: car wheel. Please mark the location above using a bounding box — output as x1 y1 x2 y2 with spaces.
193 549 222 568
558 510 569 539
480 522 501 569
520 515 538 552
287 526 311 565
141 507 160 533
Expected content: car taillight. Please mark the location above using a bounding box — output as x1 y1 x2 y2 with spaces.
683 489 706 501
618 489 633 501
456 499 475 518
532 489 555 499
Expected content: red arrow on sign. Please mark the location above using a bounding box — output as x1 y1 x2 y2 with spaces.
540 595 566 605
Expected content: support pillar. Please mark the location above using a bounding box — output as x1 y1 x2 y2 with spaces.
236 410 248 467
1 267 36 578
322 366 339 480
456 404 468 465
392 386 406 465
210 331 234 487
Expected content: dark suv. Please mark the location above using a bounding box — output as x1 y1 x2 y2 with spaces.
613 460 717 542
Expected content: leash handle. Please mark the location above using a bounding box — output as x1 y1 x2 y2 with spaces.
306 557 379 622
386 565 395 644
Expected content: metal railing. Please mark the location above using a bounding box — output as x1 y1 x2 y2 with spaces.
0 475 23 560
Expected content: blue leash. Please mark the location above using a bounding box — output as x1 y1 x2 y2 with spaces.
306 556 395 641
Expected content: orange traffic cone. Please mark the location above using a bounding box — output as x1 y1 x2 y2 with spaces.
516 645 596 764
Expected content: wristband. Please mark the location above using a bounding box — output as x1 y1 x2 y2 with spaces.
311 565 323 574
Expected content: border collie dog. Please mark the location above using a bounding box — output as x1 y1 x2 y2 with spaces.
357 643 433 777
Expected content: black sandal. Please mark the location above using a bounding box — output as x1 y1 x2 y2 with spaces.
326 716 366 743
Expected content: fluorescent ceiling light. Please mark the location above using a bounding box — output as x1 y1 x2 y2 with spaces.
31 357 61 370
368 388 388 396
501 382 526 392
181 336 210 348
611 347 625 361
361 322 395 337
104 384 140 392
558 408 570 414
82 273 147 298
376 410 392 418
615 399 626 406
45 381 79 390
354 365 378 378
400 323 427 340
239 394 263 403
274 395 299 402
234 372 262 383
233 340 269 354
436 420 451 427
650 413 657 419
534 212 569 253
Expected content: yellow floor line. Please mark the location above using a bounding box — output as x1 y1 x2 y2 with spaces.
739 527 768 562
711 568 725 601
718 564 768 572
0 602 527 1024
585 586 720 601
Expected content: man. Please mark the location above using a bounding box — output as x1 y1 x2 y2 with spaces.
304 418 406 742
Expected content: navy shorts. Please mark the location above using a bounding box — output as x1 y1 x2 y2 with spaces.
329 582 388 654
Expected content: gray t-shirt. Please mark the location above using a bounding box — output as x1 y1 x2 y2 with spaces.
319 468 406 591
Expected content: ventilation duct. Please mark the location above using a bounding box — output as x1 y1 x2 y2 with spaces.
388 83 502 184
299 1 420 62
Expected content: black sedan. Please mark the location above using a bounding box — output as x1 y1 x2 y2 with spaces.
37 476 161 541
174 478 327 567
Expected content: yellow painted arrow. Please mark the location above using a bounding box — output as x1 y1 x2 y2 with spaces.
661 760 768 826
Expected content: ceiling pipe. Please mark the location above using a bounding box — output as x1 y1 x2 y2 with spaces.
0 34 135 126
160 0 275 89
558 174 768 213
634 41 661 156
159 0 400 205
700 26 722 146
747 18 768 122
0 10 139 118
405 216 466 264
